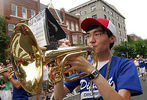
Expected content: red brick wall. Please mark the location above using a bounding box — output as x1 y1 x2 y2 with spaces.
3 0 39 24
1 0 40 34
60 9 85 45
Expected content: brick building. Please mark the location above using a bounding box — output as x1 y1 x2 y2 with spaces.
129 34 142 41
48 6 85 46
0 0 85 45
0 0 40 36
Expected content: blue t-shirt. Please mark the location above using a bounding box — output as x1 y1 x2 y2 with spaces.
64 56 142 100
138 58 145 68
13 74 29 100
144 59 147 68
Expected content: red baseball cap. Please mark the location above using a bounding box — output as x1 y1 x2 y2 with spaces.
81 18 116 36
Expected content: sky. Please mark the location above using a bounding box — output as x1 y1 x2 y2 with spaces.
40 0 147 39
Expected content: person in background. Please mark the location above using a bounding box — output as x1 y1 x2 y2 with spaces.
0 75 5 100
54 18 142 100
134 58 139 73
121 53 126 58
138 55 146 81
1 63 29 100
144 58 147 72
42 65 50 100
0 63 4 69
0 62 12 100
5 60 11 67
0 75 12 100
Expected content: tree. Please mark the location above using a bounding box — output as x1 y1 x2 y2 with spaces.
134 40 147 57
0 16 10 63
113 39 147 58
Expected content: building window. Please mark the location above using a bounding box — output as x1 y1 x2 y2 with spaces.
92 14 97 19
91 5 96 12
118 23 120 28
119 31 121 36
79 11 82 15
84 11 87 15
8 24 15 36
116 16 119 20
122 19 124 23
76 24 79 31
11 4 17 16
110 11 113 16
104 14 107 19
31 10 36 17
22 7 27 19
72 35 77 44
124 27 126 31
112 19 114 24
79 35 83 43
66 20 70 30
71 22 74 31
102 6 106 11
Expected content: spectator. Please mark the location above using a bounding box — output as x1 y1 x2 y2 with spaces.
138 55 146 81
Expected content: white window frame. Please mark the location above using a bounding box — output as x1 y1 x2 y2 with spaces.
8 24 15 36
116 16 119 20
103 6 106 11
110 11 113 16
31 10 36 17
71 22 74 31
22 7 27 19
72 35 77 44
91 5 96 12
75 23 79 31
66 20 70 30
80 35 83 43
11 4 17 16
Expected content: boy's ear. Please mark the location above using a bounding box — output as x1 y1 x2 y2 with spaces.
109 35 115 43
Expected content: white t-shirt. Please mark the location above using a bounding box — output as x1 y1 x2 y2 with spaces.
97 60 109 70
43 65 49 80
134 60 139 66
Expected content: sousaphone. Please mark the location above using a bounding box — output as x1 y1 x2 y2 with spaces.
10 23 43 93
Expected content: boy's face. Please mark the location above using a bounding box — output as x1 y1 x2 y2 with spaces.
86 27 115 54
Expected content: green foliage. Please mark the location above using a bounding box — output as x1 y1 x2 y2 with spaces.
0 16 6 33
113 39 147 58
127 35 133 43
0 16 11 63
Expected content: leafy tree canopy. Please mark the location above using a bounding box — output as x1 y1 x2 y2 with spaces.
113 39 147 59
0 16 10 63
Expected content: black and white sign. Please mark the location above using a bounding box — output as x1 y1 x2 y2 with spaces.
28 8 66 50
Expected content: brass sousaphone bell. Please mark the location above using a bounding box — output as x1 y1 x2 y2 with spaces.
10 23 98 93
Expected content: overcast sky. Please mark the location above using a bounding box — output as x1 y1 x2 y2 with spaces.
40 0 147 39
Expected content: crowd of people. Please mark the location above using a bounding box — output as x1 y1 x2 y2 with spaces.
0 60 53 100
0 60 12 100
133 55 147 81
121 54 147 81
0 17 144 100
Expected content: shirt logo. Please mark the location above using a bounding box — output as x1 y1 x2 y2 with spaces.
80 77 115 99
